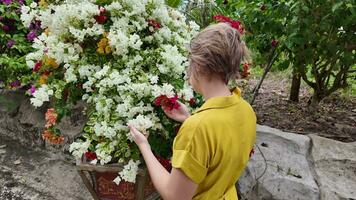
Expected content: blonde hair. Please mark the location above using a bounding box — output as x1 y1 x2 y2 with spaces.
188 23 250 83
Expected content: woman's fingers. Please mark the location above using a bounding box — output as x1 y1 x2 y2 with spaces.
128 124 149 139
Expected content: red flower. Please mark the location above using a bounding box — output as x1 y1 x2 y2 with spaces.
33 61 42 72
95 15 107 24
85 151 97 161
213 15 233 23
189 98 196 107
154 95 180 110
95 7 107 24
154 95 166 106
249 148 255 158
148 19 161 30
43 70 51 76
213 15 244 34
156 155 172 171
271 40 279 47
241 63 250 78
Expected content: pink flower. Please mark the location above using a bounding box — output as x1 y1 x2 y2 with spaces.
28 85 36 95
2 0 12 5
148 19 161 30
7 40 15 48
10 80 21 88
27 31 37 41
271 40 279 47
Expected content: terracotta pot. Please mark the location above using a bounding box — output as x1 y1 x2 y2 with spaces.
76 158 159 200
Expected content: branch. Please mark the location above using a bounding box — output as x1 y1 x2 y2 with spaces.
250 47 279 105
300 65 316 89
325 64 350 96
345 44 356 51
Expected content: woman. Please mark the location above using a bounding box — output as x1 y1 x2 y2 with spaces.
128 23 256 200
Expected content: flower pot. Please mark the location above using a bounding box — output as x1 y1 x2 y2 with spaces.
76 158 159 200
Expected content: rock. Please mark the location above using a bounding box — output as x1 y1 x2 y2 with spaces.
0 136 92 200
0 144 7 148
17 98 47 128
0 149 6 155
0 92 44 148
0 91 87 152
14 158 22 165
0 89 25 116
238 125 320 200
308 134 356 200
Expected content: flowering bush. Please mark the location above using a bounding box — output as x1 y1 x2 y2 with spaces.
0 0 38 88
22 0 199 185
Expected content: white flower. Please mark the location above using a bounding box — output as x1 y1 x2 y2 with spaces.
30 2 37 8
69 140 91 159
90 159 98 165
105 2 123 12
179 84 194 100
64 64 78 83
149 75 159 84
152 83 175 98
127 115 153 139
30 85 54 107
94 121 117 139
119 160 140 183
113 175 122 185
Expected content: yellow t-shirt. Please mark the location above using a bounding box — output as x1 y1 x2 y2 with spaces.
172 87 256 200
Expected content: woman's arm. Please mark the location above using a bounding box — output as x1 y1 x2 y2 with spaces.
129 125 198 200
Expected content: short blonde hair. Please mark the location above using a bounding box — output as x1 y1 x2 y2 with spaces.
188 23 250 83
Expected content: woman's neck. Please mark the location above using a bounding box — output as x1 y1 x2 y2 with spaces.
200 81 231 100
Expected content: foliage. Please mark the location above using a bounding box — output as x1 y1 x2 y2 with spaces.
0 0 36 89
231 0 356 106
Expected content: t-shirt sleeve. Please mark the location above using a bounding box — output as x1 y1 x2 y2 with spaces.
171 118 210 184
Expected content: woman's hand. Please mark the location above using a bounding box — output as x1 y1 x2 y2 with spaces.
162 101 191 123
128 125 150 150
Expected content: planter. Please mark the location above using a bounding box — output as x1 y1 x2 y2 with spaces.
76 158 160 200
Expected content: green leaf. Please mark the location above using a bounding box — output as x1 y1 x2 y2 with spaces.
332 2 343 13
165 0 182 8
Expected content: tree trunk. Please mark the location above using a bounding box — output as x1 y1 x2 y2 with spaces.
289 69 301 102
308 93 321 112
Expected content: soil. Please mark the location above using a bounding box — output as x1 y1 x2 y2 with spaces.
239 73 356 143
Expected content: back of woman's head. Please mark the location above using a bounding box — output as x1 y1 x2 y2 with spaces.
188 23 250 84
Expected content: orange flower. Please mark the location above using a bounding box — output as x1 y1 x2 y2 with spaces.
39 75 48 85
44 28 50 36
44 55 59 68
39 0 48 8
97 37 111 54
42 130 64 144
42 130 52 140
45 108 58 128
105 46 111 54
